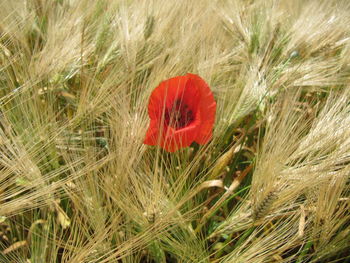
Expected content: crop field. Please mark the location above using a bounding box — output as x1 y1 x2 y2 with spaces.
0 0 349 262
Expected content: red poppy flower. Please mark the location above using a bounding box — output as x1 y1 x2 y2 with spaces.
144 73 216 152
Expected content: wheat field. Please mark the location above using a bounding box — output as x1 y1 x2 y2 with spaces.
0 0 349 262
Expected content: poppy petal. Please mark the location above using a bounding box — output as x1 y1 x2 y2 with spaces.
161 121 200 152
148 75 190 120
186 74 216 144
195 103 216 144
180 79 201 112
144 120 161 145
144 73 216 152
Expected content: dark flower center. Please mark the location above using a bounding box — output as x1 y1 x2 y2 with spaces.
165 99 195 129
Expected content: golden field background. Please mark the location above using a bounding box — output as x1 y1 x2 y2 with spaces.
0 0 349 262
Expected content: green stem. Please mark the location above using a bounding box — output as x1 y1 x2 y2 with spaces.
297 240 313 263
148 240 166 263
